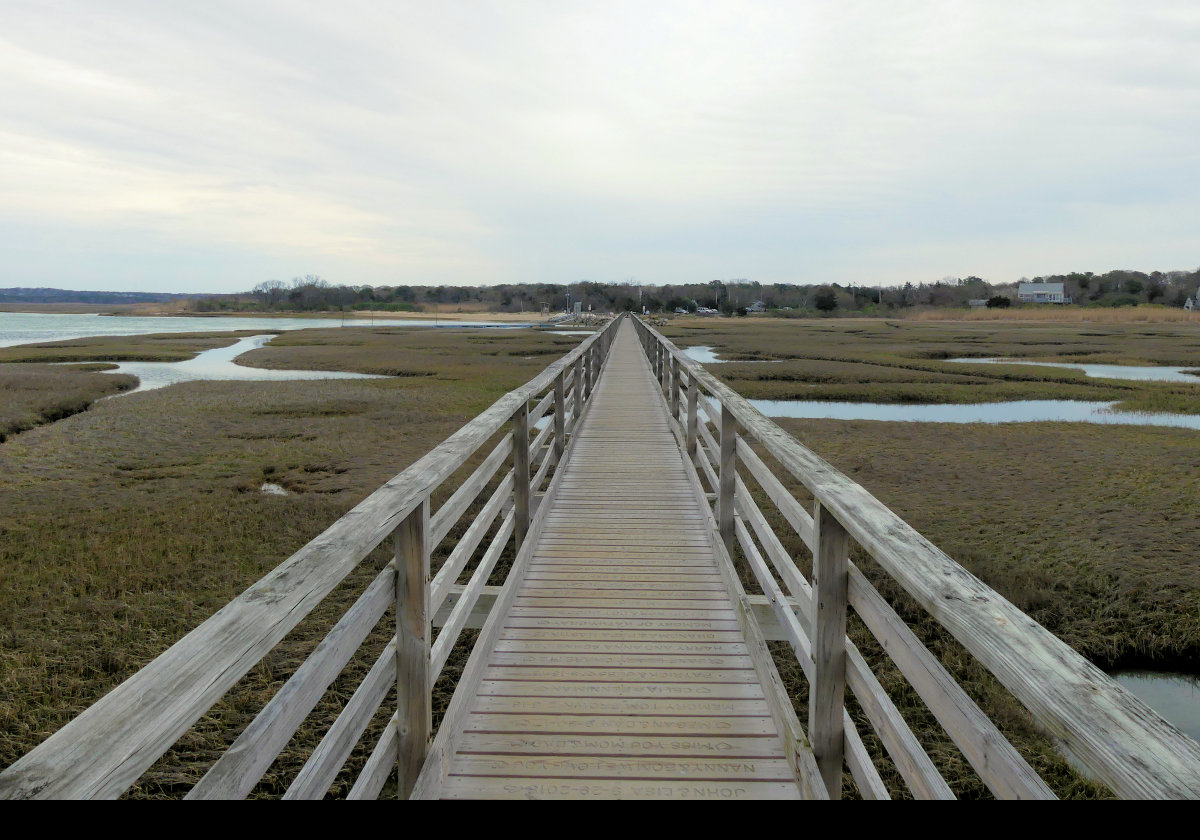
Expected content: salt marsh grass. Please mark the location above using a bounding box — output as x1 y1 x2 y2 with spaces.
0 325 580 795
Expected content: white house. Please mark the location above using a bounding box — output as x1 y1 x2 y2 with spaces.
1185 296 1195 311
1017 282 1071 304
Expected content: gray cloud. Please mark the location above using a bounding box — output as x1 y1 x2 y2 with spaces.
1 1 1197 291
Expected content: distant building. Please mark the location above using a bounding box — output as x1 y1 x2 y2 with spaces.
1186 296 1196 311
747 300 766 313
968 299 988 308
1017 282 1071 304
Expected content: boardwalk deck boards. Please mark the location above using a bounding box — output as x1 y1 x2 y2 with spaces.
436 321 808 799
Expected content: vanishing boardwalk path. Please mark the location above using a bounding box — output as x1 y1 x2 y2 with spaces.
6 313 1200 800
435 321 805 799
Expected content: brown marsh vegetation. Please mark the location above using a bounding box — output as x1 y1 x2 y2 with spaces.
2 317 1197 798
0 325 584 796
661 316 1200 414
0 364 136 443
661 317 1200 796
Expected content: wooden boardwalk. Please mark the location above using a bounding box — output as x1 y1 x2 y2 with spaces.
7 313 1200 800
433 320 808 799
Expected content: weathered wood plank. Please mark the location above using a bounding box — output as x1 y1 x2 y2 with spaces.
441 776 801 800
284 638 397 800
512 401 530 550
456 732 784 758
187 563 395 799
395 499 430 799
347 714 398 800
428 471 512 612
429 436 511 548
450 754 796 780
474 680 766 700
809 502 849 799
430 513 515 680
636 318 1200 797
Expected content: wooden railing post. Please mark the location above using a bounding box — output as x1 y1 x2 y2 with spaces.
686 376 699 459
513 402 530 549
717 405 737 555
810 501 850 799
660 343 670 396
395 498 430 799
553 369 566 463
670 356 680 419
573 356 584 428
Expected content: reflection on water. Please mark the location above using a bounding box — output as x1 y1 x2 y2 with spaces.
683 345 724 363
0 311 533 348
100 335 385 395
1112 671 1200 742
745 398 1200 429
948 357 1200 383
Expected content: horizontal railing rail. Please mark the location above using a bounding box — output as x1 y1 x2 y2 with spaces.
0 314 625 800
631 315 1200 800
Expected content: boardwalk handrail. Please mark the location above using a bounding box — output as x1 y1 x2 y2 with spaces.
0 315 625 800
631 316 1200 799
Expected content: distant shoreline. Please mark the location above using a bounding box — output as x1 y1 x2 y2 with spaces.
0 303 544 323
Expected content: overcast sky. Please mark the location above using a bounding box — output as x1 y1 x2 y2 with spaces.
2 1 1197 292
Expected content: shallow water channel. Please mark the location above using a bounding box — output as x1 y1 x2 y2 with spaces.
1111 671 1200 742
99 334 386 395
682 347 1200 429
948 358 1200 383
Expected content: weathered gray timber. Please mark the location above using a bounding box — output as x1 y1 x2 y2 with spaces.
632 316 1200 800
413 319 820 798
3 311 1199 799
0 317 623 800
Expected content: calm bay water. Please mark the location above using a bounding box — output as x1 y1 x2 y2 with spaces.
0 311 531 349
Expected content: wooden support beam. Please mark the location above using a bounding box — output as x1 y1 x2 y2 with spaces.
553 370 566 462
573 356 584 433
686 375 699 459
717 404 737 556
512 402 530 549
394 499 430 799
670 355 680 419
810 501 849 799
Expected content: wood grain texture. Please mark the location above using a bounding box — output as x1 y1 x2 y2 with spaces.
434 320 809 799
395 499 431 799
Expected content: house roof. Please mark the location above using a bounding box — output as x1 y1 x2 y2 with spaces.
1018 282 1065 293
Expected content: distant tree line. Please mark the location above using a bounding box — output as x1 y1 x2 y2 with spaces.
183 267 1200 316
0 287 193 304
